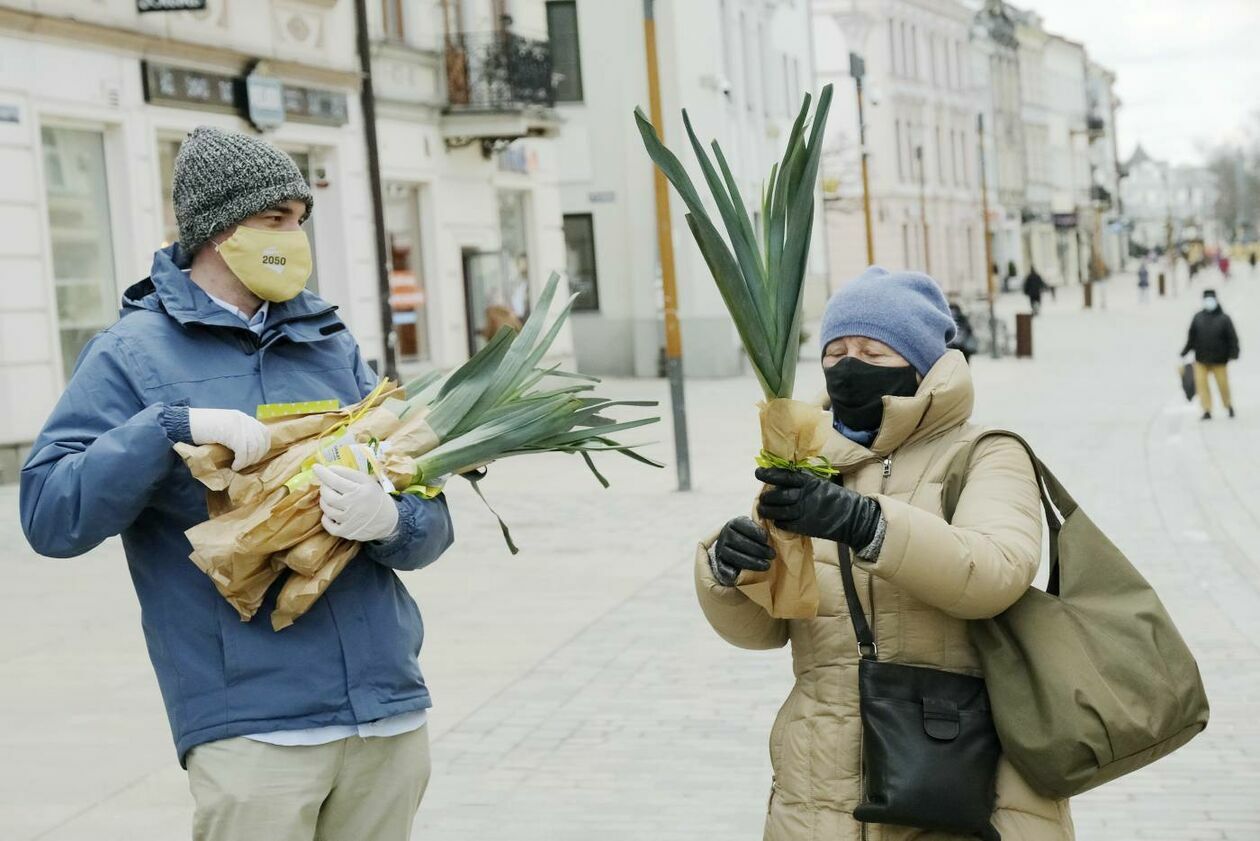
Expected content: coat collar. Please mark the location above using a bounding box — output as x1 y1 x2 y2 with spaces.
123 244 340 342
818 350 974 470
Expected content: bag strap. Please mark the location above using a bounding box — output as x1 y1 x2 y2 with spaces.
837 544 878 660
940 429 1077 595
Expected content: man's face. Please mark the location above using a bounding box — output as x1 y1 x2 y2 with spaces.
237 199 306 233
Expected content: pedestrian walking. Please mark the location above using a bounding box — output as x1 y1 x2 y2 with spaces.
947 300 979 362
1022 266 1047 315
1249 250 1257 275
1218 254 1231 281
696 268 1072 840
1138 261 1151 303
19 127 454 841
1181 288 1240 420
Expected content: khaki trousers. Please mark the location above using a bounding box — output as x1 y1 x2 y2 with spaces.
187 725 431 841
1194 363 1233 413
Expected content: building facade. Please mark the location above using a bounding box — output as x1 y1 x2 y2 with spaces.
971 0 1024 288
369 0 571 375
1121 144 1221 254
815 0 988 300
553 0 823 378
0 0 378 469
0 0 577 472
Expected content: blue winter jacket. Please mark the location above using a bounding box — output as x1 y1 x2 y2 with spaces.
20 244 453 764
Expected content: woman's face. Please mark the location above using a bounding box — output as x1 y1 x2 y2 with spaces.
822 336 909 370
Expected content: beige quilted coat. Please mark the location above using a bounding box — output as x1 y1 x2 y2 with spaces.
695 351 1075 841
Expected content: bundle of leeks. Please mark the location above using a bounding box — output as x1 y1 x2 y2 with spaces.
176 272 661 629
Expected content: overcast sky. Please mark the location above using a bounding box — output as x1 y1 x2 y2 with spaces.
1022 0 1260 166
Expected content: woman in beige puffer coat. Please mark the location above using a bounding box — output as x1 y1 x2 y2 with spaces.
697 268 1074 840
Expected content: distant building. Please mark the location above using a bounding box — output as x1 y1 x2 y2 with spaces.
1121 144 1221 253
972 0 1025 287
816 0 988 298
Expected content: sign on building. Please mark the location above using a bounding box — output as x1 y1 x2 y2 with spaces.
137 0 207 12
141 61 349 129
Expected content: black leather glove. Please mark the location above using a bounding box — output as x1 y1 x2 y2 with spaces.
711 516 774 587
756 467 881 548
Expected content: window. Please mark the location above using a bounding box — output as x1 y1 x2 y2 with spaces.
895 119 905 182
951 129 959 185
900 22 909 78
961 127 970 186
929 35 937 86
384 183 430 361
759 21 771 117
563 214 599 312
909 26 918 78
547 1 583 102
742 11 755 113
888 19 897 76
782 53 792 116
936 126 945 185
41 126 118 382
381 0 404 42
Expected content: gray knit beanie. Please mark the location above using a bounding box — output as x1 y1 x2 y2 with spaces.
172 126 314 254
819 266 957 376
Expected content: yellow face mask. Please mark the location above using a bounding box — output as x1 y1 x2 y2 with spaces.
215 226 313 302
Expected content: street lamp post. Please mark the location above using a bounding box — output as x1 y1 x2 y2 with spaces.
642 0 692 492
977 114 998 359
850 52 875 265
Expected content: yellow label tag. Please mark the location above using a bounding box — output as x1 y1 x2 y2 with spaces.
256 399 340 420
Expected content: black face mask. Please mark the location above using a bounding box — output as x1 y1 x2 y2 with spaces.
825 357 920 432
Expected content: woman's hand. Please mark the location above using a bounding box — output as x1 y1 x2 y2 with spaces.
711 516 775 587
756 467 881 549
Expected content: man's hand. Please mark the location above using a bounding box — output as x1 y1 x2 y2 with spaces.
756 467 881 548
313 464 400 543
188 408 271 471
711 516 774 587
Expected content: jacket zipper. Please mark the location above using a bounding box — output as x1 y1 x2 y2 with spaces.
857 455 893 841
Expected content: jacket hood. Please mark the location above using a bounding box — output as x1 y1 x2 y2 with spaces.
122 243 336 331
819 349 974 469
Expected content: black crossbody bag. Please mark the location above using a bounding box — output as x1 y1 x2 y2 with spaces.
838 545 1002 841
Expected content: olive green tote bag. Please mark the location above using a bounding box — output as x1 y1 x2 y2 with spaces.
942 430 1209 799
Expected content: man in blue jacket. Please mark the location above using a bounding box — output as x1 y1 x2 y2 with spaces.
20 126 454 841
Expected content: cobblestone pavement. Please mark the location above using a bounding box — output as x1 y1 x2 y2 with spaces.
2 266 1259 839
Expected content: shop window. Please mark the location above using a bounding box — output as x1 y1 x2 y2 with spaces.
384 184 430 362
546 1 583 102
41 126 118 382
562 214 599 312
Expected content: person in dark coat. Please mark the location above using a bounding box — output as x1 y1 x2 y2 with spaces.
947 301 979 362
1181 289 1240 419
1022 267 1047 315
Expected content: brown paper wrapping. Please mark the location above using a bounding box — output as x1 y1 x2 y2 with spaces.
736 398 836 619
177 385 444 629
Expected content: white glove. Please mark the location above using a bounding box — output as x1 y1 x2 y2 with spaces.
313 464 400 543
189 408 272 471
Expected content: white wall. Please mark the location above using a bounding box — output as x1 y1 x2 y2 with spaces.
815 0 986 298
557 0 822 379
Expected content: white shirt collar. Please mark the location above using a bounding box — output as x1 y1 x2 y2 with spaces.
204 290 269 336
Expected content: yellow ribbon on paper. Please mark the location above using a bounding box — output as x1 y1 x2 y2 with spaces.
256 399 340 420
283 381 393 493
754 449 840 479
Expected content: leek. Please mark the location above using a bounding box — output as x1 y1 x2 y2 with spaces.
634 86 833 399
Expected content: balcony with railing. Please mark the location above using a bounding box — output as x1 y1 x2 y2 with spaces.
441 31 561 154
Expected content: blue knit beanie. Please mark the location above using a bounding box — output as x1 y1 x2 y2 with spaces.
819 266 956 375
